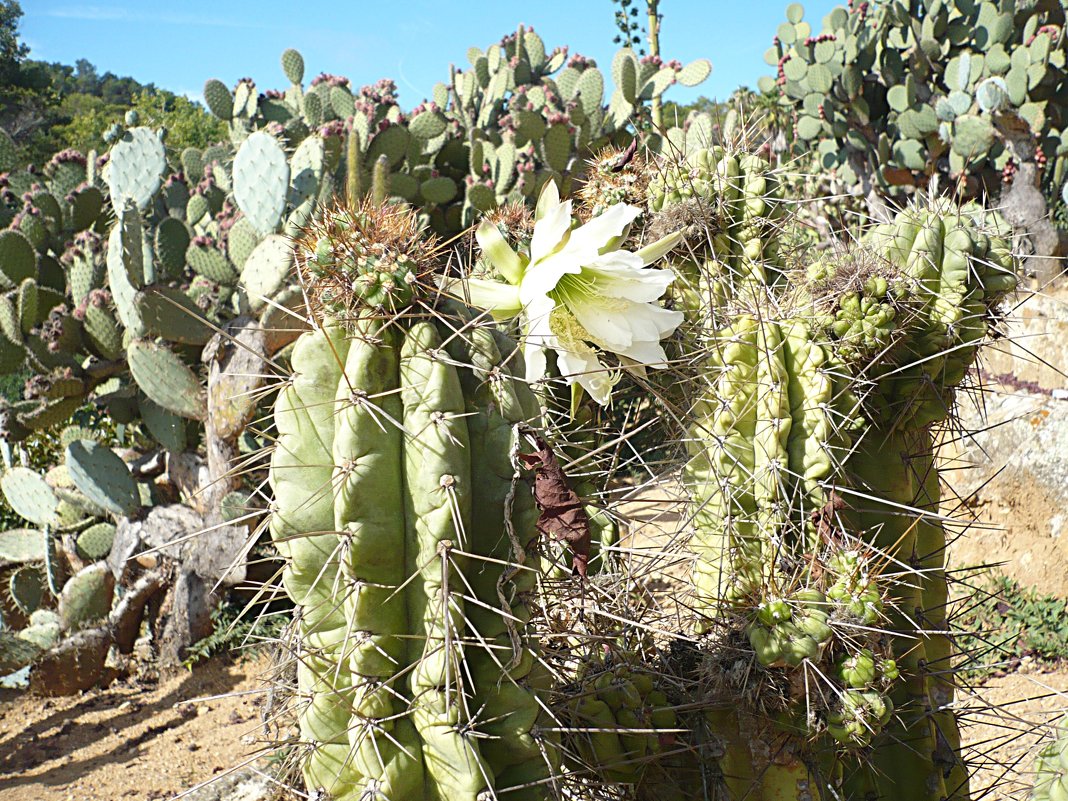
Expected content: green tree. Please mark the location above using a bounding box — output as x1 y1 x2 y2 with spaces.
0 0 27 68
0 1 57 160
130 89 226 152
659 95 725 128
51 88 225 156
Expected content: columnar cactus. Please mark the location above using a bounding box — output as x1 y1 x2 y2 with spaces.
269 202 560 800
0 24 708 692
643 116 1018 799
1035 719 1068 801
644 127 791 313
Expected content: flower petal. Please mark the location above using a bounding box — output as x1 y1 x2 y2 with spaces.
565 203 642 257
530 196 574 266
566 293 635 350
524 336 548 385
556 346 613 406
475 222 524 285
635 230 684 265
614 338 673 368
519 252 582 305
569 295 684 353
524 294 555 340
521 294 556 383
614 302 685 343
582 260 676 303
584 249 646 272
534 179 560 221
440 276 522 319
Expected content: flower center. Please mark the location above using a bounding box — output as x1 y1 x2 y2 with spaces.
550 269 600 304
547 305 595 351
548 269 630 347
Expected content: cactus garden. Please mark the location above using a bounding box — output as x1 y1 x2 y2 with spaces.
2 1 1068 800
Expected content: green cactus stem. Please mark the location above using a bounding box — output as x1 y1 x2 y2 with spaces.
270 202 558 800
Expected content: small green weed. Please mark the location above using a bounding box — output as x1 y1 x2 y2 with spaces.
183 596 289 669
956 574 1068 679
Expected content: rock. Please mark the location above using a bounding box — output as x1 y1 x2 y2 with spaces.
180 765 277 801
982 290 1068 394
949 391 1068 509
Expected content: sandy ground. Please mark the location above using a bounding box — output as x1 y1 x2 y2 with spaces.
0 655 278 801
2 485 1066 801
961 666 1068 800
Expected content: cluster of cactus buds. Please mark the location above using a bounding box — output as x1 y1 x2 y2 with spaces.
565 659 677 785
825 548 883 625
301 201 430 314
749 588 832 667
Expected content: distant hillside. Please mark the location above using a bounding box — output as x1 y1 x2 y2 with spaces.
0 0 223 166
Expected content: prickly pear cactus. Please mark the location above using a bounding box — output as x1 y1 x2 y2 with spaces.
270 201 560 800
196 33 708 238
763 0 1067 181
0 427 158 691
763 0 1067 279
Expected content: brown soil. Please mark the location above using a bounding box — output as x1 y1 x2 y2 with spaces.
4 467 1065 801
961 665 1068 800
0 654 278 801
949 485 1068 599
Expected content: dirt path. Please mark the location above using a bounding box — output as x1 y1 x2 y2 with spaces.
962 666 1068 799
0 655 278 801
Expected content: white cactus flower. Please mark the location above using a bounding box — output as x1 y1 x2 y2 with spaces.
444 181 683 405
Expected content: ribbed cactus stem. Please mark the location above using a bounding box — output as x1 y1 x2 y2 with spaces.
913 447 969 799
269 322 356 795
345 128 363 203
846 429 948 801
269 210 556 799
371 154 390 207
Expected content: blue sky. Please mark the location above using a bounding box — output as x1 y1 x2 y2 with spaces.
21 1 839 106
